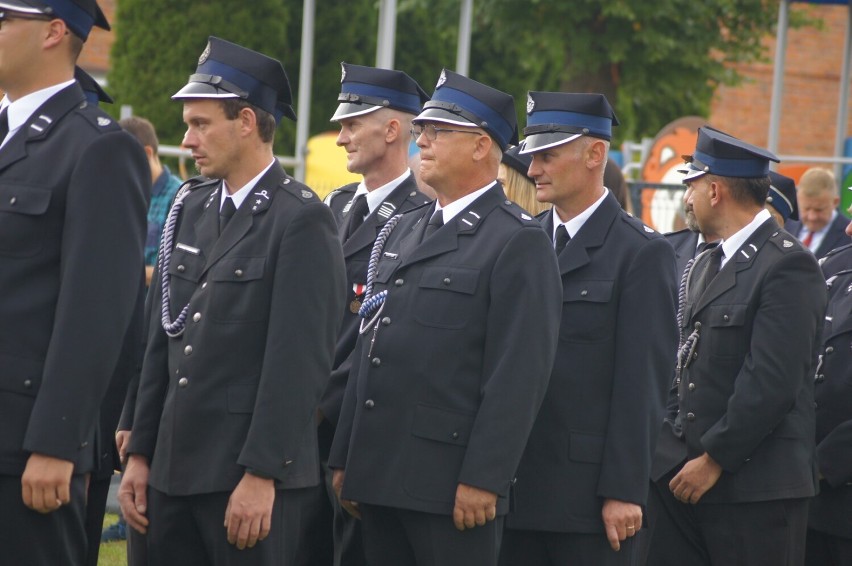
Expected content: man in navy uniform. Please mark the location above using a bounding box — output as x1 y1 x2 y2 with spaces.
0 1 149 564
805 205 852 566
329 70 562 566
498 92 678 565
648 127 826 565
119 37 346 566
318 63 431 566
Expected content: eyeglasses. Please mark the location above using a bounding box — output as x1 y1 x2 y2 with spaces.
0 11 53 29
410 123 483 142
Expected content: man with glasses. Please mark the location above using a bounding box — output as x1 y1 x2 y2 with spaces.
0 0 148 564
319 63 431 566
329 70 562 566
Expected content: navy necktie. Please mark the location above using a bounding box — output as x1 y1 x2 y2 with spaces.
554 224 570 255
343 195 370 240
219 197 237 235
423 212 444 239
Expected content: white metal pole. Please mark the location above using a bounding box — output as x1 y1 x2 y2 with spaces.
376 0 397 69
294 0 316 182
833 4 852 182
456 0 473 76
767 0 790 163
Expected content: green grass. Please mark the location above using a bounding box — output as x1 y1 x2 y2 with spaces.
98 513 127 566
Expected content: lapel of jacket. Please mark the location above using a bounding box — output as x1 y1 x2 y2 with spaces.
399 184 503 268
200 163 285 275
825 273 852 339
342 175 426 258
0 83 85 172
557 192 619 275
692 218 778 316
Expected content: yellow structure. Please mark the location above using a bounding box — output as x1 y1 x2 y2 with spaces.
305 131 361 199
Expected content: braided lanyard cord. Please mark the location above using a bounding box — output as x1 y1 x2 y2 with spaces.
159 186 194 338
676 257 700 371
358 214 403 333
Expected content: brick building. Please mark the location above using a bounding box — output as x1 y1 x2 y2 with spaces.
711 2 850 164
77 0 115 81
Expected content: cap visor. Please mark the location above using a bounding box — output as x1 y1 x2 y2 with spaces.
330 103 381 122
172 82 241 100
0 0 45 14
680 163 706 182
518 132 582 155
94 4 110 30
412 107 476 127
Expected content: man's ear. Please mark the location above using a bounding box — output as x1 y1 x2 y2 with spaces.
385 118 401 143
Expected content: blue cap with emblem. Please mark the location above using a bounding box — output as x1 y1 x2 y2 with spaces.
331 63 429 121
0 0 109 40
413 69 517 150
172 36 296 123
766 170 798 221
74 66 111 105
680 126 779 182
520 92 619 154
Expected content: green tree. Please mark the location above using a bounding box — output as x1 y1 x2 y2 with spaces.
108 0 290 153
468 0 816 143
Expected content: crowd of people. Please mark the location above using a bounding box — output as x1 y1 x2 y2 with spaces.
1 1 851 566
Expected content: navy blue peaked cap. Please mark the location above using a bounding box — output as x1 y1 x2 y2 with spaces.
502 144 533 181
0 0 109 40
75 66 111 105
681 126 779 181
767 171 798 221
331 63 429 121
520 92 618 154
414 69 518 150
173 37 296 123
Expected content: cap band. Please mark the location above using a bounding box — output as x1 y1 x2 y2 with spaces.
693 149 770 178
188 74 249 98
420 87 513 149
526 110 613 140
196 60 278 116
339 83 422 114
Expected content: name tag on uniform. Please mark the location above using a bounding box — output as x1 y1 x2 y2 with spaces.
176 243 201 255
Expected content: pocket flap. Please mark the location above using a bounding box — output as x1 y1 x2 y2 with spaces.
411 404 475 446
167 249 205 283
419 266 479 295
707 304 747 327
0 184 51 215
375 259 400 284
563 280 613 303
211 257 265 282
569 431 605 463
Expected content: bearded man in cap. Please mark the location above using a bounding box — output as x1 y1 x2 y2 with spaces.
316 62 432 566
119 37 346 566
0 0 148 564
328 70 562 566
498 92 678 566
648 127 826 565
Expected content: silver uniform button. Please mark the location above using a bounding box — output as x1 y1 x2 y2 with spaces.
364 399 375 409
193 312 202 322
178 377 188 387
9 196 16 205
177 265 186 273
234 269 244 277
184 345 193 355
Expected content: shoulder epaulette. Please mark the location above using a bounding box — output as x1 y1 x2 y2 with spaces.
768 230 803 253
622 211 659 239
498 198 536 224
